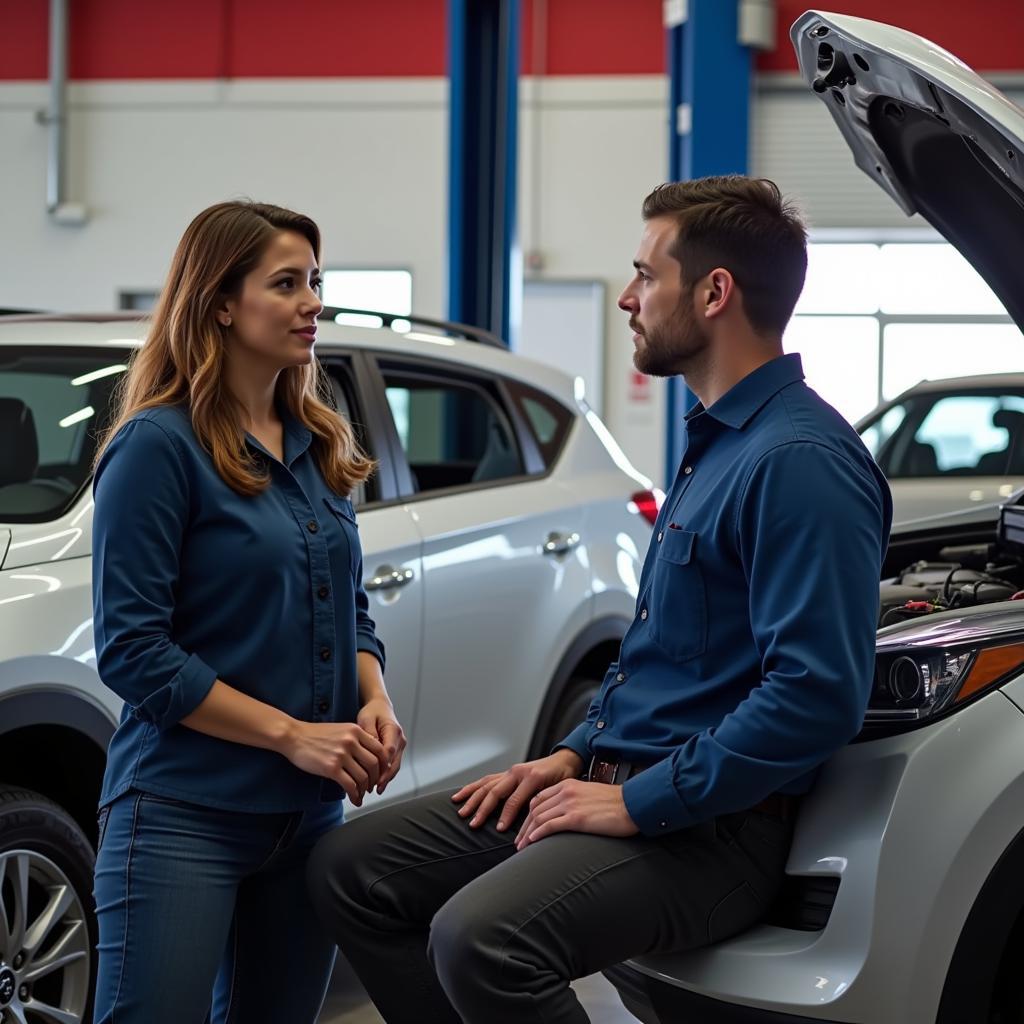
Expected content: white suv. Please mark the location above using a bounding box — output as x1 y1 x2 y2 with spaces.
0 310 655 1023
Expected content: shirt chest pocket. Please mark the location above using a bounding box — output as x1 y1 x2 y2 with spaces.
649 527 708 661
322 496 359 577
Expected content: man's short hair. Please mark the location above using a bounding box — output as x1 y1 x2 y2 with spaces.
642 176 808 336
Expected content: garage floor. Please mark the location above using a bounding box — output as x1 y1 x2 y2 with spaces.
319 969 640 1023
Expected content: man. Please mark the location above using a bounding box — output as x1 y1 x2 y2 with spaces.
307 176 892 1024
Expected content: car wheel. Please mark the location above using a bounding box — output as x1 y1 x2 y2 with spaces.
0 786 97 1024
543 677 601 755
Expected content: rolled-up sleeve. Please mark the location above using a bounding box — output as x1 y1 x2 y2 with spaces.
623 441 887 834
352 550 386 671
92 418 218 731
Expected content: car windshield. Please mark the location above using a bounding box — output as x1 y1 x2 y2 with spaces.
860 389 1024 479
0 346 130 523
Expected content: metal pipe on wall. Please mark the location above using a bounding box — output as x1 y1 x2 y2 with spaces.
45 0 88 225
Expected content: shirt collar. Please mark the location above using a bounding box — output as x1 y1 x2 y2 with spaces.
686 353 805 431
280 405 312 465
243 404 312 467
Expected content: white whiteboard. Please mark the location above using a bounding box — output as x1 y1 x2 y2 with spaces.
518 279 606 415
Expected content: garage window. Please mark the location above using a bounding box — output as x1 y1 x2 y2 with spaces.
785 241 1020 424
0 347 128 522
380 367 524 494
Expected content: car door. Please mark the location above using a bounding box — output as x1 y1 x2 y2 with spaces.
369 353 593 794
321 352 423 805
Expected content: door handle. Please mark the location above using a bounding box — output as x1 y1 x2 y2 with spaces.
364 565 416 591
542 531 581 557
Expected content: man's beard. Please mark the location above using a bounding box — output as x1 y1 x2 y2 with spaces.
632 297 708 378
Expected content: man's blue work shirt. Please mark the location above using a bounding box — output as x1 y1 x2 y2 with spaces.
92 405 385 813
558 354 892 835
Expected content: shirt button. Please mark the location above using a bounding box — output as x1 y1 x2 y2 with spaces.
683 466 693 475
659 820 669 829
596 721 606 729
616 672 625 682
657 531 663 542
307 520 319 534
320 647 331 661
640 608 648 621
318 585 329 599
318 700 329 713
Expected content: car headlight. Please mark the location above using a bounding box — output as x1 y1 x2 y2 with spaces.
866 608 1024 736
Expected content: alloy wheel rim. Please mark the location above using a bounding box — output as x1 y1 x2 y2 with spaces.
0 849 90 1024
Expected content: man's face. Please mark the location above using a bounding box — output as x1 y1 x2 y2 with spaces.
617 215 708 377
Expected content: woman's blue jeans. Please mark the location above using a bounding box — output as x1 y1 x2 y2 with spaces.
92 789 343 1024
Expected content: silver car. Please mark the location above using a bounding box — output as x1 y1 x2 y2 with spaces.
0 310 655 1023
857 373 1024 525
606 11 1024 1024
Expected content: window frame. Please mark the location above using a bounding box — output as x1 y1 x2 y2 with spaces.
790 240 1019 420
366 352 547 502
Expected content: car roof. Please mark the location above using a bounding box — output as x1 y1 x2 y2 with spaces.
0 312 581 405
897 372 1024 396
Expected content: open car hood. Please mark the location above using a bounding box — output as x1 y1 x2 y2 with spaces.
791 11 1024 331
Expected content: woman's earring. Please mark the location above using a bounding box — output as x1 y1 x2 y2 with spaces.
223 317 232 326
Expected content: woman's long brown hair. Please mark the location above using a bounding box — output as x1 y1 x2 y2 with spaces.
96 200 374 496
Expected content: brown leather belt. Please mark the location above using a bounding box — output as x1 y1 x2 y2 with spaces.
586 756 799 822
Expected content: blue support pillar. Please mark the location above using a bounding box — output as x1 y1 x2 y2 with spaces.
448 0 520 348
664 0 755 484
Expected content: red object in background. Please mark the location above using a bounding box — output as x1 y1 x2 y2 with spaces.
628 370 652 403
629 489 665 527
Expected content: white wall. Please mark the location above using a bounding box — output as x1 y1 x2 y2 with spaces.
0 74 672 483
8 72 985 484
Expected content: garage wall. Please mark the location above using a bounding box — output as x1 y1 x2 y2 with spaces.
2 0 1023 485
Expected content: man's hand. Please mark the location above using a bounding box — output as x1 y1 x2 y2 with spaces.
357 697 407 795
515 779 640 851
452 749 584 832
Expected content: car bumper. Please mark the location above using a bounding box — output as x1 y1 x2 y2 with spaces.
604 684 1024 1024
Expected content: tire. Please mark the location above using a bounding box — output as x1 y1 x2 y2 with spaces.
0 786 97 1024
542 677 602 754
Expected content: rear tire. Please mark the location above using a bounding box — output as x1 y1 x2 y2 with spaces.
542 677 601 754
0 785 97 1024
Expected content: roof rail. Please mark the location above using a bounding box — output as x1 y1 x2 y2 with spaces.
318 306 505 349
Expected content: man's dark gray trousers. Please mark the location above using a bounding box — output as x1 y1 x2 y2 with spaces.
307 788 792 1024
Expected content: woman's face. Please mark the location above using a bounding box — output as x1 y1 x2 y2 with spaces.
221 229 323 370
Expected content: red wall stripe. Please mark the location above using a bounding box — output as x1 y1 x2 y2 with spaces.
2 1 1022 82
761 1 1024 72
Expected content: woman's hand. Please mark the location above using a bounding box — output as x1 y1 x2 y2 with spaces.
357 697 407 795
280 721 388 806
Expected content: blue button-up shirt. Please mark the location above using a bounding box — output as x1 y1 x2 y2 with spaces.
92 405 385 813
559 354 892 835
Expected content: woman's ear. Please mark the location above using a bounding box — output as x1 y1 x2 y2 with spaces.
214 299 233 327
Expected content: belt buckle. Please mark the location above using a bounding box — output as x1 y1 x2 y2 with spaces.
588 757 620 785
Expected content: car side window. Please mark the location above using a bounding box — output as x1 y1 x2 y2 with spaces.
505 379 574 471
380 366 524 495
885 393 1024 478
0 347 128 523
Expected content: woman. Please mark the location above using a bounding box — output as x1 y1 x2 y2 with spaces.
90 200 405 1023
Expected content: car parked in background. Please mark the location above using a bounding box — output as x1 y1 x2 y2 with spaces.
0 309 655 1023
605 11 1024 1024
857 373 1024 524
